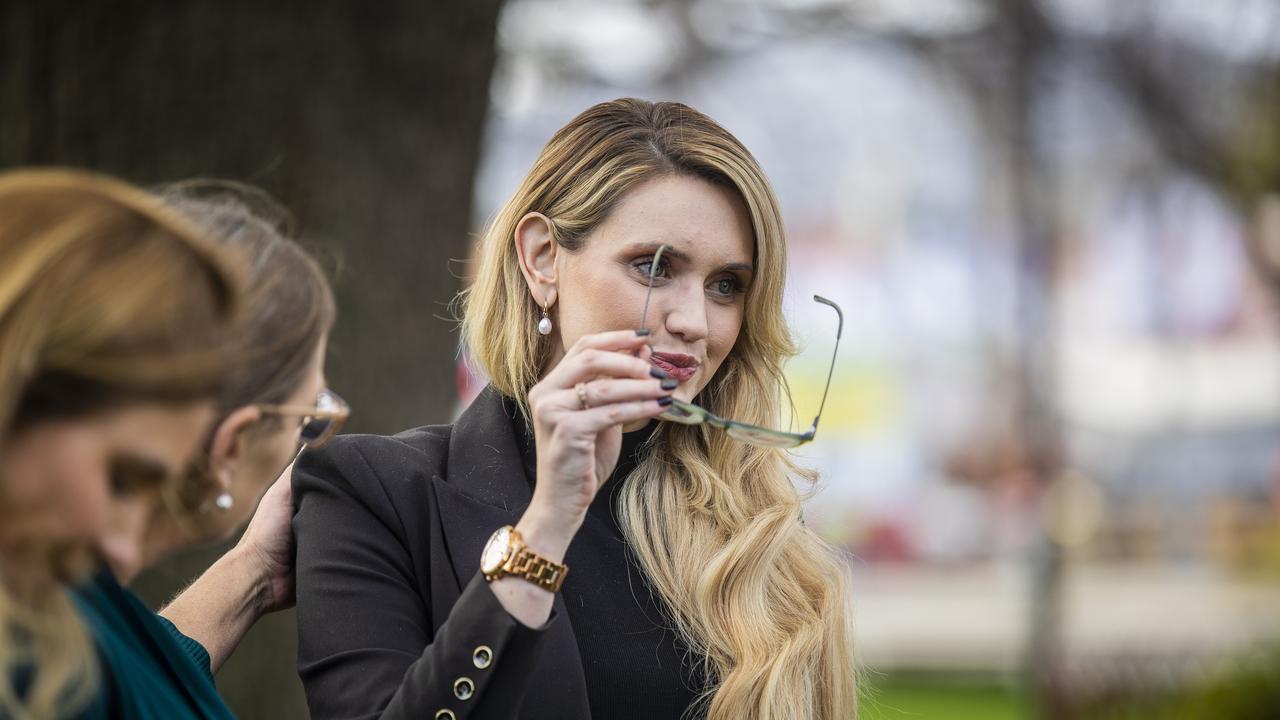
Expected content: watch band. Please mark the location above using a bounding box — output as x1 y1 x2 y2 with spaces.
504 544 569 593
482 525 569 593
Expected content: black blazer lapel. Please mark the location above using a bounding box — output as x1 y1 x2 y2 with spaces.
433 386 592 719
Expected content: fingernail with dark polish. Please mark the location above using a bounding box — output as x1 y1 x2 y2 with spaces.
660 378 678 391
658 395 674 406
634 328 652 336
649 367 669 379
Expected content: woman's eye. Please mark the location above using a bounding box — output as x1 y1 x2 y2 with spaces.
711 277 742 298
635 258 670 282
108 471 133 496
109 470 148 496
107 457 168 497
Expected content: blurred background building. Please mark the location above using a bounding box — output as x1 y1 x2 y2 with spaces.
4 1 1279 718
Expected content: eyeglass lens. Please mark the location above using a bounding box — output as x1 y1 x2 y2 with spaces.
299 417 331 444
299 390 344 446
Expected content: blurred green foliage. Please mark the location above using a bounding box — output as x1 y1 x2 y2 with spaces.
1080 643 1280 720
861 675 1022 720
861 648 1280 720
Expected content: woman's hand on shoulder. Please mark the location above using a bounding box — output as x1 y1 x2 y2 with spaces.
160 459 298 672
521 330 672 553
234 460 296 614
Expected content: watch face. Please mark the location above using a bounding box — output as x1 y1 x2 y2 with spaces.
480 526 512 574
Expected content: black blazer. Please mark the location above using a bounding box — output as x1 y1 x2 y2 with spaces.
292 387 592 720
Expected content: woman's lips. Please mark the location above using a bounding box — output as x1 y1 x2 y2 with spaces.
650 352 699 382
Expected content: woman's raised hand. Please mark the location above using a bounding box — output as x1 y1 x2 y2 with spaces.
519 330 673 555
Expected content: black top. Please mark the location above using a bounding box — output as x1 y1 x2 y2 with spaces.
292 386 709 720
510 412 707 719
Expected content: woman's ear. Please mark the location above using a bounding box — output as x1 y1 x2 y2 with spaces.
514 212 558 310
205 405 262 495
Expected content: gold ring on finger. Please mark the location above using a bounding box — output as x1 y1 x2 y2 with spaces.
575 382 591 410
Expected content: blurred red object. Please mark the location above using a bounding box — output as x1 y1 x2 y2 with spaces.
860 520 914 564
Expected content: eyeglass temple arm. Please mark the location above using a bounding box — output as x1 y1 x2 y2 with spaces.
637 244 669 333
807 295 843 435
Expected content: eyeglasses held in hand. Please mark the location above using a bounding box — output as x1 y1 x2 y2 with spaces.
257 388 350 449
638 244 842 449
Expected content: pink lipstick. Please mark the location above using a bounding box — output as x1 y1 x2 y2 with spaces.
650 351 699 382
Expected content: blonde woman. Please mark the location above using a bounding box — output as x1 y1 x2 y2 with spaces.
0 169 240 719
294 98 856 720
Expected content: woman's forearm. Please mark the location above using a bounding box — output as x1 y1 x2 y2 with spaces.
158 545 270 673
488 508 577 628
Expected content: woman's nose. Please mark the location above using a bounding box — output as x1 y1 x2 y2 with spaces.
660 281 710 343
95 496 151 582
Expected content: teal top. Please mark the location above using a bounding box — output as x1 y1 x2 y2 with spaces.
68 567 234 719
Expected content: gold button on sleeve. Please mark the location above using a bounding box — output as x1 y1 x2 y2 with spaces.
434 711 456 720
453 677 475 701
472 645 493 669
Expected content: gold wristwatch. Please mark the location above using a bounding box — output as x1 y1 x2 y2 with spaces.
480 525 568 593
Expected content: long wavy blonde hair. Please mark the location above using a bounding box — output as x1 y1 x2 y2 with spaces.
461 98 857 719
0 169 241 720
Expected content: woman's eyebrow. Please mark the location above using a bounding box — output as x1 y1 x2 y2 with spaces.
626 242 754 274
119 451 175 477
627 241 690 263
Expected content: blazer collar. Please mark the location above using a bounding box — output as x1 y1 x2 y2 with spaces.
433 385 535 591
443 385 534 511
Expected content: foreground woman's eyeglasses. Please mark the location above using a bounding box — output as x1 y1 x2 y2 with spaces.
638 244 843 449
257 388 350 449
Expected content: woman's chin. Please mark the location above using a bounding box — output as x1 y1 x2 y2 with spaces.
674 377 706 403
97 535 143 583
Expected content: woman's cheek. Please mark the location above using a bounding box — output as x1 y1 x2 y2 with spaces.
710 307 743 365
11 456 111 546
244 427 299 506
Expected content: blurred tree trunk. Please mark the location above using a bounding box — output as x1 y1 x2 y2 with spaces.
1 1 504 718
0 0 504 436
1000 0 1068 716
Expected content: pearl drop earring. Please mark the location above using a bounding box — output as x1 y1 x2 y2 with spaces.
537 294 553 335
215 492 233 511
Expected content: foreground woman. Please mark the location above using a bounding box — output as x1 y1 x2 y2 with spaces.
0 169 240 719
295 98 856 720
70 184 346 719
